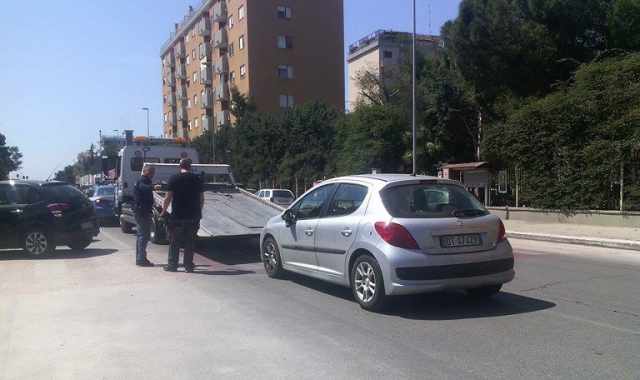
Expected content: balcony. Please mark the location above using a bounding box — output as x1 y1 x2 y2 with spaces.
201 67 212 85
212 1 228 23
213 29 228 49
175 43 186 59
177 86 188 100
214 56 229 74
167 72 176 87
202 115 212 131
197 18 211 37
177 106 187 121
215 80 229 101
216 110 230 127
176 65 187 80
167 93 177 107
199 43 212 62
201 90 213 109
168 113 177 127
163 55 175 68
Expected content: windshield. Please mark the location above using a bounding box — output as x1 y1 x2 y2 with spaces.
43 184 86 202
273 190 294 199
95 187 115 197
381 183 488 219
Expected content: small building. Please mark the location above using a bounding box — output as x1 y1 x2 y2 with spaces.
439 162 493 206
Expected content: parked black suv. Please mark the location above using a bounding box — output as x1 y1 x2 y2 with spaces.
0 181 100 256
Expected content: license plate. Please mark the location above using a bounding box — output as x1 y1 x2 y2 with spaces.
440 234 481 248
81 222 94 230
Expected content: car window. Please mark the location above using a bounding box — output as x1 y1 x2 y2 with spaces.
327 184 368 217
273 190 293 199
291 184 336 220
381 183 488 219
0 184 15 205
15 185 41 204
95 187 115 197
131 157 160 172
43 184 86 202
257 191 263 197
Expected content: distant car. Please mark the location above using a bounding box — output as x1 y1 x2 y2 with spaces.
260 174 514 311
90 185 116 221
256 189 295 207
0 181 100 256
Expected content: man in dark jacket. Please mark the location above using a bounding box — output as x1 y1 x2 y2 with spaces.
160 159 204 272
133 165 156 267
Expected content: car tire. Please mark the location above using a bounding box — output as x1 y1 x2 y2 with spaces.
120 219 134 234
151 218 168 245
466 284 502 298
262 236 285 278
23 229 54 257
68 237 93 251
350 255 388 312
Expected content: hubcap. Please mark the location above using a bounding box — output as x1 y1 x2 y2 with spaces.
354 262 376 303
25 232 48 255
263 242 278 272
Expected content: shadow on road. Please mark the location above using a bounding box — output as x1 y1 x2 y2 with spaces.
283 273 555 320
0 248 117 261
196 236 261 265
192 269 256 276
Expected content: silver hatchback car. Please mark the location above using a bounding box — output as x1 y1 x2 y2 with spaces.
260 174 514 311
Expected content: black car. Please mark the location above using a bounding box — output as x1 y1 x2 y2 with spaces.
0 180 100 256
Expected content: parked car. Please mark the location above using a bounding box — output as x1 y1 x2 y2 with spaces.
260 174 514 311
90 185 116 222
0 180 100 256
256 189 295 207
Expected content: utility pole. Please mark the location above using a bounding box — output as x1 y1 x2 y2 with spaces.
412 0 417 176
141 107 150 137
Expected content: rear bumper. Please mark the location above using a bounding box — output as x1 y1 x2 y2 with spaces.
384 240 515 296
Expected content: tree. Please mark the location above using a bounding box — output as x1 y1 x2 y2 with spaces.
608 0 640 50
54 165 77 184
0 133 22 180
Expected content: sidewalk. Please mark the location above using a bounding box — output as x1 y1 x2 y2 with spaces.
504 220 640 251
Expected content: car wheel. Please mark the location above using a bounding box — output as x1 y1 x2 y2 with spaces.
262 236 285 278
23 229 54 257
467 284 502 298
151 218 168 245
350 255 388 312
68 237 92 251
120 219 134 234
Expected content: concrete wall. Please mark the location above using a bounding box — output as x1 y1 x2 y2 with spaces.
488 207 640 228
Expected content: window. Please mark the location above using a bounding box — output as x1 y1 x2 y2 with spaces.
238 5 245 20
192 49 196 59
277 65 294 79
277 6 292 19
130 157 160 172
239 35 245 50
194 118 199 129
240 64 247 78
327 184 368 217
279 94 294 109
95 186 115 197
228 42 235 56
188 122 192 131
277 35 293 49
198 43 204 59
383 50 393 59
381 183 488 219
291 185 336 220
230 71 236 83
163 95 167 104
163 113 168 122
187 99 192 108
202 115 208 129
194 94 198 105
186 33 190 43
41 184 86 202
186 55 191 65
228 15 234 29
193 72 198 83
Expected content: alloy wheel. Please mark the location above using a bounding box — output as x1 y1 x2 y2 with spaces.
25 232 49 255
354 261 377 303
263 241 278 272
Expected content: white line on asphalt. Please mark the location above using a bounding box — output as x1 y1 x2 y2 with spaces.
548 310 640 335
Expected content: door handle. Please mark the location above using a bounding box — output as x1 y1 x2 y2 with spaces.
341 228 353 237
304 229 314 236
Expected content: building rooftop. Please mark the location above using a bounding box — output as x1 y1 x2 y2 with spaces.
348 29 442 60
160 0 212 56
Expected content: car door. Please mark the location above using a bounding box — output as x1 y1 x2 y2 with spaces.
278 184 337 271
315 183 370 278
0 184 22 248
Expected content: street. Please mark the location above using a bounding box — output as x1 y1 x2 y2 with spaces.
1 228 639 380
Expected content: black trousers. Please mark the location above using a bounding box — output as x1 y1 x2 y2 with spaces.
168 219 199 268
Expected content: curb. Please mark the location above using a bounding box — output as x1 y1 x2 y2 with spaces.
507 231 640 252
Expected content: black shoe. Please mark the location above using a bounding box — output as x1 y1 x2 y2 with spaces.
136 260 154 267
164 266 178 272
184 264 195 273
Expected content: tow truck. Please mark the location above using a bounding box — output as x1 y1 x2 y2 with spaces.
119 163 283 244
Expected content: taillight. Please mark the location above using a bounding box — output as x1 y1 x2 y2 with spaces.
48 203 71 217
498 219 507 242
374 222 419 250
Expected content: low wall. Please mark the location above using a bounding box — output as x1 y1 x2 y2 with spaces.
488 207 640 228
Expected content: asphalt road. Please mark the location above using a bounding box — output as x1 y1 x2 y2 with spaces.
1 226 639 380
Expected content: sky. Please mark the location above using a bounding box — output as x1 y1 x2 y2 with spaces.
0 0 461 180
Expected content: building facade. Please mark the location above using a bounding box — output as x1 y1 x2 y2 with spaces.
347 30 442 111
161 0 345 140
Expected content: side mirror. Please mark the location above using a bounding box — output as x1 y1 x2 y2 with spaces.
282 210 297 226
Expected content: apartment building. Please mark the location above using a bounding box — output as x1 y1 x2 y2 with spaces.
347 30 442 110
161 0 345 140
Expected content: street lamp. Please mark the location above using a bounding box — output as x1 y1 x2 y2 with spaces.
411 0 417 176
141 107 150 137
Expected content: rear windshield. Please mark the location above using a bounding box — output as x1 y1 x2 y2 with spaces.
43 184 86 202
95 187 115 197
273 190 293 199
381 183 488 219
